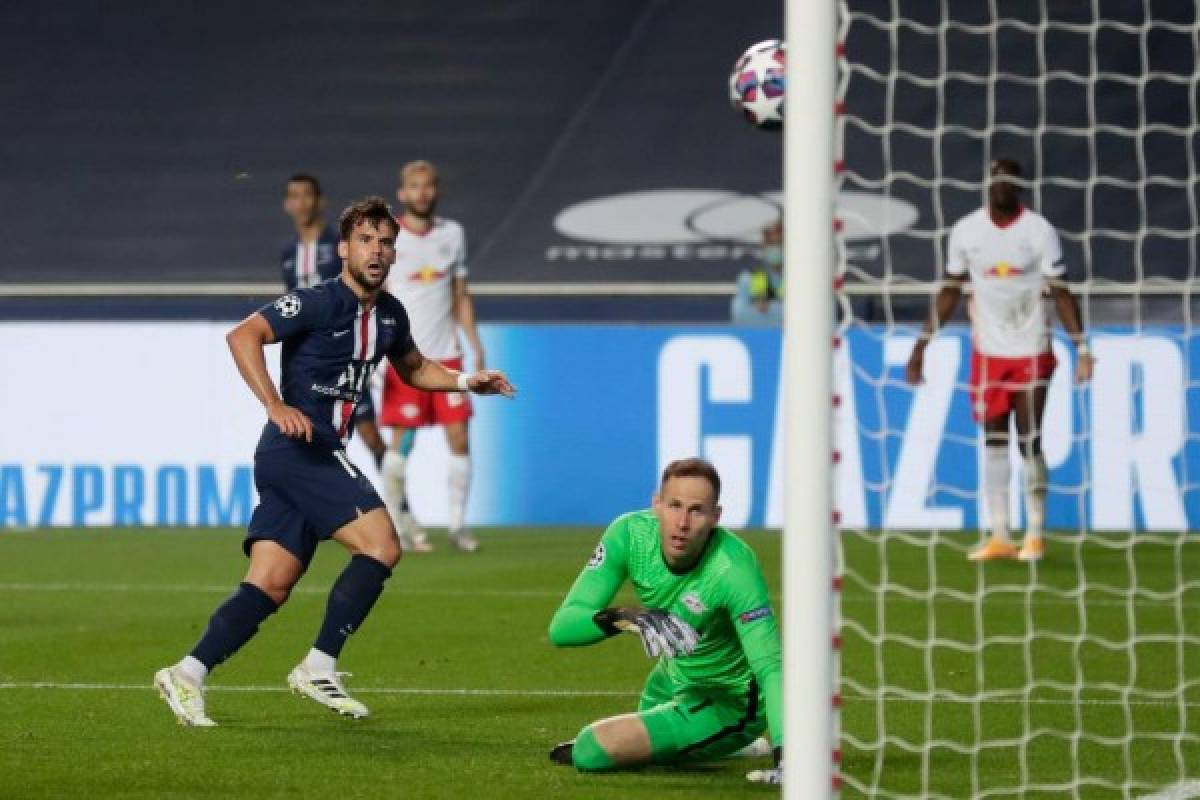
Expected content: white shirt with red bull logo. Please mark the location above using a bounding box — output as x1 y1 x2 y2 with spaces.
945 206 1066 357
386 217 467 360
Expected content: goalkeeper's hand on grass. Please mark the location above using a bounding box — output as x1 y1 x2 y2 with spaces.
594 608 700 658
746 746 783 785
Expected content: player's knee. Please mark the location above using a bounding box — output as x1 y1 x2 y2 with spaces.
360 535 402 568
571 725 617 772
247 575 295 606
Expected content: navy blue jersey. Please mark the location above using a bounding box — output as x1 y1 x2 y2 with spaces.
258 278 415 450
281 225 341 290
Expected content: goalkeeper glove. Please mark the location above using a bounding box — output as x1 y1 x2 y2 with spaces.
593 608 700 658
745 746 783 785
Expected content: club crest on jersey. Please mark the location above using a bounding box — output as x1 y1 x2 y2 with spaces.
681 592 707 614
985 261 1025 278
410 266 445 283
586 543 606 569
275 294 302 318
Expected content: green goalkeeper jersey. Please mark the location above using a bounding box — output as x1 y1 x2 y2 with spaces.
548 510 783 745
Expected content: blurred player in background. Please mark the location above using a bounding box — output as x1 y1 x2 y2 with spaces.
906 158 1093 562
546 458 783 786
281 174 388 467
730 218 784 325
281 174 340 290
379 161 486 553
155 197 515 727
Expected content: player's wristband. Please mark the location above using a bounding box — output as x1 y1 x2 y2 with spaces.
456 372 471 392
1076 341 1091 356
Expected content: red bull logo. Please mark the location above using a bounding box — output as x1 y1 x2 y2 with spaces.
985 261 1025 278
409 265 445 283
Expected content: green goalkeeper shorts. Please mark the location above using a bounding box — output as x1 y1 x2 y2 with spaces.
636 662 766 764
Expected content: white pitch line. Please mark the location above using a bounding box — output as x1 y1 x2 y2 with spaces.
846 693 1200 709
1138 780 1200 800
0 582 562 598
0 682 1196 709
0 682 636 697
0 581 1189 609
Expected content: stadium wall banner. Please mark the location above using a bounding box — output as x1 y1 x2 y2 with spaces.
0 323 1194 531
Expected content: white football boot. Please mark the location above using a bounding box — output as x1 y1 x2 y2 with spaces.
449 528 480 553
730 736 774 759
396 510 433 553
286 664 369 719
153 666 216 727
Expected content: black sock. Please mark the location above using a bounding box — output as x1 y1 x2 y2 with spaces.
313 555 392 659
189 582 279 669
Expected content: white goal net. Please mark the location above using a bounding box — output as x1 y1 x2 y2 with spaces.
831 1 1200 797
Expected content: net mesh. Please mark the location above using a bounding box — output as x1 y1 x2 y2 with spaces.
833 1 1200 796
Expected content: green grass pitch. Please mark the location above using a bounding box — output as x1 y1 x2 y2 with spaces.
0 528 1197 798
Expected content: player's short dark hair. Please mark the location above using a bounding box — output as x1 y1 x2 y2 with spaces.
660 458 721 503
989 157 1022 179
287 173 322 196
339 196 399 240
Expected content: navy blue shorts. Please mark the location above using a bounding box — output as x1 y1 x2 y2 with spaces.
245 441 384 568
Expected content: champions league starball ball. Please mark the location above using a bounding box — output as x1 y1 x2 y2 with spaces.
729 39 785 130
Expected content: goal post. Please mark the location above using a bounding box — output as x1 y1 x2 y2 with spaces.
783 0 838 797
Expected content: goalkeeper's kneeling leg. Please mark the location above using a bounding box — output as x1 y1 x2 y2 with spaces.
571 725 617 772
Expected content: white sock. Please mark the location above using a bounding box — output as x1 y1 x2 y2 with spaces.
985 445 1011 542
448 454 471 533
381 450 407 522
176 655 208 686
303 647 336 675
1024 452 1048 539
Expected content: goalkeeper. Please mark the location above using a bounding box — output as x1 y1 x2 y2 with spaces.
546 458 783 785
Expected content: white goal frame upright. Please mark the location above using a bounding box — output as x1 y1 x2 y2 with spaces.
783 0 838 797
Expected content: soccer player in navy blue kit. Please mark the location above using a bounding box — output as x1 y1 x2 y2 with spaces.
155 196 515 726
280 174 389 468
280 174 341 290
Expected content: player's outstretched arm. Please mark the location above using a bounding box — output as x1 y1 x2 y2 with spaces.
1049 280 1094 383
547 519 698 658
452 276 486 371
724 557 784 781
548 521 631 647
388 347 515 397
226 312 313 441
906 278 964 385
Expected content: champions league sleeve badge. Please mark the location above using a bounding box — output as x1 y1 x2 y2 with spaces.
275 294 302 318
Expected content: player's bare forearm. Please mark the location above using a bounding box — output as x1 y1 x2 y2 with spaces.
226 313 283 410
920 281 964 343
389 347 516 397
1050 281 1086 342
1050 281 1094 382
227 313 313 440
393 348 457 391
906 281 962 384
454 285 486 369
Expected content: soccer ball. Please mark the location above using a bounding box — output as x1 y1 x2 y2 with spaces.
729 40 785 130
